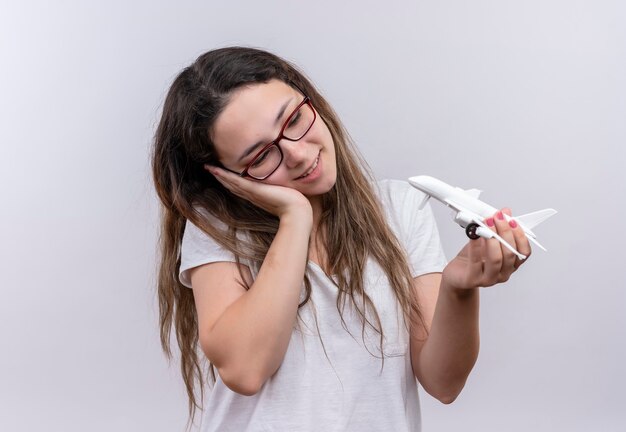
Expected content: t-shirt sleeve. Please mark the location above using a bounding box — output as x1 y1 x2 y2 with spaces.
178 218 238 289
379 179 448 278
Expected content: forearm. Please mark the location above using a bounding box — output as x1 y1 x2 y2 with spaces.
411 280 480 403
207 212 312 391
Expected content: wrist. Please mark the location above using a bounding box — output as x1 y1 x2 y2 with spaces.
279 205 313 230
440 276 479 300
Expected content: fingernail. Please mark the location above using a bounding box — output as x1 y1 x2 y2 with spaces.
509 219 518 228
486 217 495 227
496 211 504 220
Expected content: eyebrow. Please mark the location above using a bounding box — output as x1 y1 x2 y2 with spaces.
237 97 293 163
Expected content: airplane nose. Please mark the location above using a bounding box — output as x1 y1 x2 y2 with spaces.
409 175 429 187
408 175 438 194
417 175 435 183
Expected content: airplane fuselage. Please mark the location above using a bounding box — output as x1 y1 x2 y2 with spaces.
411 175 497 218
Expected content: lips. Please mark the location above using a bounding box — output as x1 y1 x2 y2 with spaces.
296 152 321 180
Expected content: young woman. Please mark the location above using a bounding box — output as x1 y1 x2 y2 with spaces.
152 46 530 432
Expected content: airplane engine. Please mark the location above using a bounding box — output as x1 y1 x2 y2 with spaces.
454 211 474 228
455 212 483 239
465 223 481 239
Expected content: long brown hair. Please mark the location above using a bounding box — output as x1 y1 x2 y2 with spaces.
151 46 427 430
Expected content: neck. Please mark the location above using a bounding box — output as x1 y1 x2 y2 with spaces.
306 194 329 272
308 195 323 229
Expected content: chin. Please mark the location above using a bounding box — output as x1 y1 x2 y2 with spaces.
303 173 337 198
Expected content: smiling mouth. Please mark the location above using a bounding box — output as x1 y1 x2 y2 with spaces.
296 153 321 179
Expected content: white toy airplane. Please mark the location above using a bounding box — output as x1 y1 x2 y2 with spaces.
408 175 557 260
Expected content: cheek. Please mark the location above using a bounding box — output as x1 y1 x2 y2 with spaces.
262 169 291 186
319 123 335 154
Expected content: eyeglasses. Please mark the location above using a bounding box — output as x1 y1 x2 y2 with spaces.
223 96 316 180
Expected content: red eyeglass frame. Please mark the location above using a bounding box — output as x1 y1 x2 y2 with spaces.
222 95 316 180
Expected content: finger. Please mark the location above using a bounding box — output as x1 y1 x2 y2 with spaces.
479 215 500 285
210 171 255 204
207 166 252 195
482 234 503 286
509 218 532 269
467 235 485 263
484 215 496 232
464 237 487 288
204 164 227 180
204 164 240 181
206 166 234 189
493 209 517 279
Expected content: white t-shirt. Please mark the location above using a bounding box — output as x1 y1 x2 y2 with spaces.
179 179 447 432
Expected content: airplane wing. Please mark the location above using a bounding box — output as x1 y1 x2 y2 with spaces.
444 199 528 260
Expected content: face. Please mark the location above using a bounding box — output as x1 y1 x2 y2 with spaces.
211 79 337 198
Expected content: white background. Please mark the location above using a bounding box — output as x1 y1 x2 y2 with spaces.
1 1 624 431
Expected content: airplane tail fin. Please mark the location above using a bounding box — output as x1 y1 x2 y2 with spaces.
516 209 557 231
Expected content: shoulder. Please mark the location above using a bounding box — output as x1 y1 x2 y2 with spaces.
374 179 448 274
374 178 426 207
374 178 430 220
179 209 242 288
373 178 439 239
181 209 230 251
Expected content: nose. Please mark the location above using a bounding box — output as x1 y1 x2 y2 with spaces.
279 138 308 169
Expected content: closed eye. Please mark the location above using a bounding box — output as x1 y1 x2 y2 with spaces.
287 112 302 128
250 149 271 168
